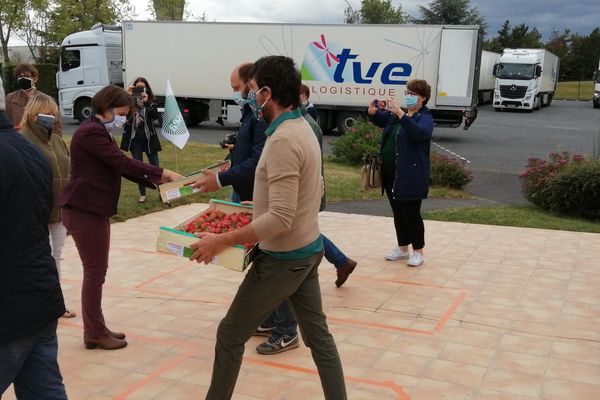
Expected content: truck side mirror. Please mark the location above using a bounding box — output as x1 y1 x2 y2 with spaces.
493 64 498 77
536 65 542 77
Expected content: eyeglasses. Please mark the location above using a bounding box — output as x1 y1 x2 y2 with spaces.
404 91 418 96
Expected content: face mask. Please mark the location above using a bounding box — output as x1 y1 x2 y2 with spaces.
247 87 269 120
405 95 419 108
36 114 56 131
18 77 33 91
232 91 247 106
103 110 127 131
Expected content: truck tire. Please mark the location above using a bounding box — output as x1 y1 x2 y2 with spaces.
74 97 93 122
547 94 553 107
533 95 541 111
336 111 361 135
594 101 600 109
494 107 501 112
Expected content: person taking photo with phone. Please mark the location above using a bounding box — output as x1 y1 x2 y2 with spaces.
368 79 434 267
120 77 163 204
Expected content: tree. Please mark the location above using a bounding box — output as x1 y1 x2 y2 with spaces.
414 0 487 35
482 20 542 53
344 0 408 24
0 0 27 64
42 0 132 47
151 0 184 21
545 29 570 61
17 0 54 63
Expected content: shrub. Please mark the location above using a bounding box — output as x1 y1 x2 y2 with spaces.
536 159 600 219
430 152 473 189
520 151 585 208
331 119 382 165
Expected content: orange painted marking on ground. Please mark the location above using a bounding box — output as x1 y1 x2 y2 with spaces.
326 316 433 335
434 291 467 331
113 351 195 399
245 356 411 399
134 266 188 289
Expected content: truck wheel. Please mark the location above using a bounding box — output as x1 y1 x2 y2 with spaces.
534 95 541 111
494 107 501 112
594 101 600 109
336 111 361 135
74 98 93 122
541 93 549 107
547 94 553 107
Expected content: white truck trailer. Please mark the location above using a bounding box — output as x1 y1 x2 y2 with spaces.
593 59 600 109
478 50 501 104
492 48 559 111
57 21 482 133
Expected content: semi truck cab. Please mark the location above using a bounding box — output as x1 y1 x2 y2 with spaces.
493 49 558 112
57 24 123 121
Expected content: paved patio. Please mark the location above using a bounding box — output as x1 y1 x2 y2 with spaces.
6 203 600 399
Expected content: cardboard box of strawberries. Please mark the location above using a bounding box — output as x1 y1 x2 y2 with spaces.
156 199 256 271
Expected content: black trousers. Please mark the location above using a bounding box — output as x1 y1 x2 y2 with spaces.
382 168 425 250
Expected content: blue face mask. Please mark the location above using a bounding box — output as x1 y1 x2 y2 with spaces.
36 113 56 131
247 87 269 120
232 91 247 106
405 95 419 108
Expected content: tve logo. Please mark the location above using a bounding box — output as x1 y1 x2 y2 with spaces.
333 48 412 85
300 34 412 85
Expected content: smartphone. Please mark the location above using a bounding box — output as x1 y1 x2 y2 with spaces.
132 86 144 101
374 99 387 109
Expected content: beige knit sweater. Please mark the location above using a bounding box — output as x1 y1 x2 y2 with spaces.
251 116 323 252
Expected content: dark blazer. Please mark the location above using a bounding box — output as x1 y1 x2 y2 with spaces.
0 111 65 342
59 116 163 217
217 104 267 201
394 106 434 201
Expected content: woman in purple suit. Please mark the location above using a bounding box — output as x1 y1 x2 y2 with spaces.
60 85 181 350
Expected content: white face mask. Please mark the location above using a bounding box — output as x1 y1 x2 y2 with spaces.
103 110 127 131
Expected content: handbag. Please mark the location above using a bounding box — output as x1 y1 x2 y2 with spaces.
361 154 383 190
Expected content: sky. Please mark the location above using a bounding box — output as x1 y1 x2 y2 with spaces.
131 0 600 40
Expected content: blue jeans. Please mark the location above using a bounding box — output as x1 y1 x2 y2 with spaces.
0 320 67 400
230 191 241 203
322 234 348 269
130 141 160 196
264 234 348 337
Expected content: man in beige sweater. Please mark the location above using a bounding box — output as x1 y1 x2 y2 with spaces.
190 56 347 400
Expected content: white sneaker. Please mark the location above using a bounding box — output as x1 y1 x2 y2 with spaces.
407 253 424 267
385 247 410 261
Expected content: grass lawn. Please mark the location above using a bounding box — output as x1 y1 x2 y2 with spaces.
423 205 600 233
555 81 595 100
61 138 598 233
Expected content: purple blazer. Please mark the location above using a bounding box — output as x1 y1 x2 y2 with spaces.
59 116 163 217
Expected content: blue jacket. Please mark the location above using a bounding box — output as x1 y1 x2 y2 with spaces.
370 107 434 201
218 104 267 201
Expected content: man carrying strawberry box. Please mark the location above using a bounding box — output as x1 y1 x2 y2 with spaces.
189 55 347 400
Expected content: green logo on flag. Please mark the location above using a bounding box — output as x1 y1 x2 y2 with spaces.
163 93 187 136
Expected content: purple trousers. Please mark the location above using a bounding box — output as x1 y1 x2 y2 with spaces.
62 207 110 338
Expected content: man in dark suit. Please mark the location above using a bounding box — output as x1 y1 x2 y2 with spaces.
0 79 68 399
192 63 267 201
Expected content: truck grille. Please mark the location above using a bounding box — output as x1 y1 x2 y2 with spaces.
500 85 528 99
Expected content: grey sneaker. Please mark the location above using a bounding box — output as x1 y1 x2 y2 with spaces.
252 324 276 337
256 333 299 355
385 247 410 261
407 252 424 267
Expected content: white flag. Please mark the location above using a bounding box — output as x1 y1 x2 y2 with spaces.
161 80 190 149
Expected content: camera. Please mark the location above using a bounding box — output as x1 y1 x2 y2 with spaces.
219 131 238 149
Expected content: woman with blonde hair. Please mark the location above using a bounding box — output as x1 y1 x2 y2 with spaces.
20 94 75 318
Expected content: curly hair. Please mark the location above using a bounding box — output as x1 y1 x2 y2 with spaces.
250 56 301 109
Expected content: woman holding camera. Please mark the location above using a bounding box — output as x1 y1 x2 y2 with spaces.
121 77 163 204
368 79 434 267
